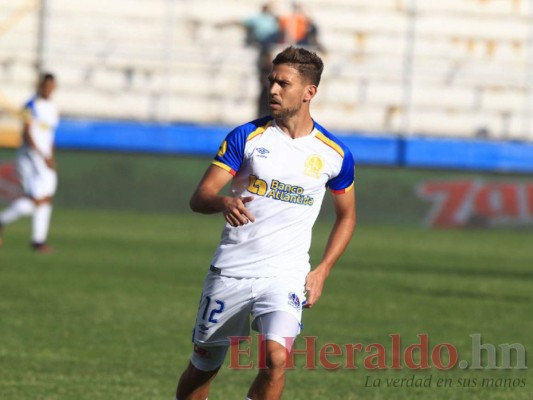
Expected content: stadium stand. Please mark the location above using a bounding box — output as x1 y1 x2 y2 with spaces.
1 0 532 140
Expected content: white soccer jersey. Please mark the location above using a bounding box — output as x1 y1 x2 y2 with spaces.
16 96 59 198
210 116 355 279
22 96 59 159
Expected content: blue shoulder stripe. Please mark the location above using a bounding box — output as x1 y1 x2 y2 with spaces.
313 120 356 193
213 116 273 173
24 96 37 116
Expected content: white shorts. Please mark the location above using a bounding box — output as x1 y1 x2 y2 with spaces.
192 268 307 348
16 150 57 199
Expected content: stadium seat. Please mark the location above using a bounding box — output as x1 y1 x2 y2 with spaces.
0 0 530 139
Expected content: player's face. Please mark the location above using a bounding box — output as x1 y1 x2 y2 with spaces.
268 64 315 120
40 79 56 99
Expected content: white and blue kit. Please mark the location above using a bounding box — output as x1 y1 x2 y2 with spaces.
17 95 59 199
211 116 355 278
190 116 355 369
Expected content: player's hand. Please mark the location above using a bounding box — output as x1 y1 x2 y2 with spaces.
222 196 255 227
304 268 328 308
45 157 56 169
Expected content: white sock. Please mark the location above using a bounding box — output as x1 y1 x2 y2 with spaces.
32 203 52 244
0 197 35 225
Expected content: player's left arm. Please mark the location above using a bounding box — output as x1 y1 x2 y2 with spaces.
304 187 356 308
46 142 56 170
46 113 59 170
21 105 56 169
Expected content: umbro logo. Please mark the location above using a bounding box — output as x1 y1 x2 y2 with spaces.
255 147 270 158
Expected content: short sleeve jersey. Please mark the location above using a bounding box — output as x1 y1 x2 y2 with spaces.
210 116 355 279
22 96 59 159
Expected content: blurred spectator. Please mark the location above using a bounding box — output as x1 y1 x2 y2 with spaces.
279 2 323 51
217 4 282 118
218 3 280 51
257 48 273 118
475 126 490 139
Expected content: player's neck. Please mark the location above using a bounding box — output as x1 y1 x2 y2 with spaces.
274 113 314 139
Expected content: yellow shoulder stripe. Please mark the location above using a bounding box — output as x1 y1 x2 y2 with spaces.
330 181 354 195
315 132 344 158
247 121 272 142
211 160 236 176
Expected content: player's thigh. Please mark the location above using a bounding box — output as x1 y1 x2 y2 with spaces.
251 275 306 344
193 272 254 347
253 311 301 351
16 157 56 199
15 155 34 196
33 168 57 199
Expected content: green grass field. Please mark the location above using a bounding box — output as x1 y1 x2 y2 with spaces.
0 151 531 399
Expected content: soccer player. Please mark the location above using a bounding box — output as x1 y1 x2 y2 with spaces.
175 47 356 400
0 73 59 252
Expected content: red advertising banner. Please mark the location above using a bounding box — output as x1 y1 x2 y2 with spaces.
418 180 533 228
0 162 23 204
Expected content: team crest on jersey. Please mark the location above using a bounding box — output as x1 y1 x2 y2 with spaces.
304 154 324 179
217 140 228 157
288 292 301 310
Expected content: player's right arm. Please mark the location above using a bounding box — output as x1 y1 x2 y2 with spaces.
190 164 255 227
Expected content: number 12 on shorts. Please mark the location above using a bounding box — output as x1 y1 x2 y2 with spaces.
201 296 225 323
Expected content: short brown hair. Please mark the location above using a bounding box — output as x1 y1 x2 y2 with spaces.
272 46 324 86
40 72 55 84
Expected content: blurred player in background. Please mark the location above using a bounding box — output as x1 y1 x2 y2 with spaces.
0 73 59 252
175 47 356 400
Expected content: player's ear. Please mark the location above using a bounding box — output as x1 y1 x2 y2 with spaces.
303 85 317 103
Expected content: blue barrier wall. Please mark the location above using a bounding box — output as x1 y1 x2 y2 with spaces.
55 118 533 173
404 137 533 173
55 119 228 155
